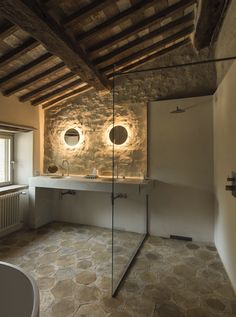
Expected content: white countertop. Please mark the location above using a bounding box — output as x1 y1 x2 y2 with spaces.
29 175 153 194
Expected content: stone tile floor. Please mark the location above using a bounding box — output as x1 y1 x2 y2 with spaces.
0 222 235 317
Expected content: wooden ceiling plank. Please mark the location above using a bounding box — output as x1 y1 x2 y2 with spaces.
0 38 40 68
87 0 196 54
94 12 194 65
0 0 111 91
42 85 93 109
0 52 55 86
76 0 158 42
3 61 66 96
108 38 190 74
19 72 77 102
62 0 111 28
31 78 83 106
100 26 194 73
0 23 18 40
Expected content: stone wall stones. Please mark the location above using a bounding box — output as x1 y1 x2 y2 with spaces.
44 92 147 177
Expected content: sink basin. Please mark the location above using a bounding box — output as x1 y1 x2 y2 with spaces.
100 177 144 184
99 177 113 182
50 176 70 179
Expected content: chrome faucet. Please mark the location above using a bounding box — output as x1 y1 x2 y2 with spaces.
61 160 69 176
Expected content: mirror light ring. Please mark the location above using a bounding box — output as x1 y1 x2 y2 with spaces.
63 127 84 148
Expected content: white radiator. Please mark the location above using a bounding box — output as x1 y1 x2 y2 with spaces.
0 192 22 236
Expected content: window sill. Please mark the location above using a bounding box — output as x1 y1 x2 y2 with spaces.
0 185 28 195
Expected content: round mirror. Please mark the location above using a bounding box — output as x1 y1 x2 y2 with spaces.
109 125 128 145
64 128 80 146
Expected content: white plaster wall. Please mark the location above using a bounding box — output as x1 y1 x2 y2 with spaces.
54 190 147 234
29 187 56 228
14 132 33 185
148 96 214 242
213 60 236 293
54 191 111 229
0 94 43 226
0 94 42 175
20 189 29 224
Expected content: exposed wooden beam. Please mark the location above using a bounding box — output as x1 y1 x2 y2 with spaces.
19 72 77 102
0 23 18 40
31 78 83 106
193 0 231 50
42 0 65 10
93 13 194 66
101 26 194 73
76 0 158 42
108 38 191 75
0 38 40 68
87 0 196 54
62 0 111 28
3 62 66 96
0 0 111 91
42 85 93 109
0 52 55 86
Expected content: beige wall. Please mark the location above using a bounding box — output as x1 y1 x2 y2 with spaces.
214 60 236 293
0 93 43 176
149 96 214 242
213 0 236 293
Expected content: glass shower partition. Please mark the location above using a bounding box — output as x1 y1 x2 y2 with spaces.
111 72 148 296
109 53 236 296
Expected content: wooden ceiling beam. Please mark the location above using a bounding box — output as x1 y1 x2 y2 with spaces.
0 0 111 91
0 38 40 68
101 26 194 73
42 0 66 10
0 22 18 40
0 52 55 87
108 38 191 75
76 0 158 42
62 0 111 28
19 72 77 102
31 78 83 106
3 62 66 96
42 85 93 109
87 0 196 54
94 13 194 66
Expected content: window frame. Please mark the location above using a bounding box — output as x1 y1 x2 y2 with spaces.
0 133 14 187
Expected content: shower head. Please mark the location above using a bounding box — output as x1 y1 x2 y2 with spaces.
170 106 185 114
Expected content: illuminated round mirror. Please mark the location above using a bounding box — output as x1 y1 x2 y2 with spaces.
64 128 80 146
109 125 128 145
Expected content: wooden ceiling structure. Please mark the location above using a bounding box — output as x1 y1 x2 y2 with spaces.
0 0 229 109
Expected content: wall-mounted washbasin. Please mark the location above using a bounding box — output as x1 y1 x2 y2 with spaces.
99 177 113 182
99 177 135 183
50 175 71 179
30 175 153 195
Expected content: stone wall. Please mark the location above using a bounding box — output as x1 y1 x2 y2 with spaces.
44 93 147 177
44 43 216 176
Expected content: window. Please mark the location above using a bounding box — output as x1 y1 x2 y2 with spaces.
0 134 13 186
